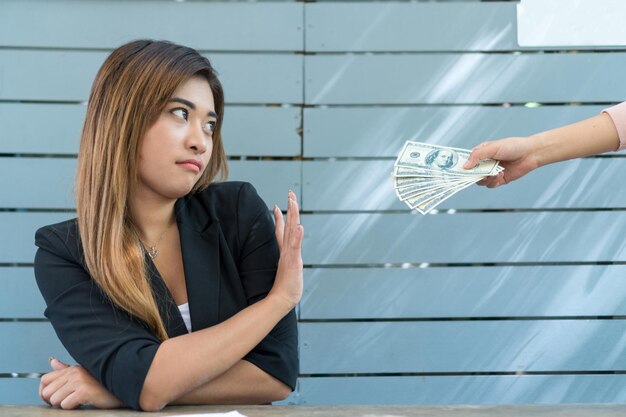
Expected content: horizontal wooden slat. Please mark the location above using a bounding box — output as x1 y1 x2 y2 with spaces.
9 211 626 264
0 1 303 51
0 268 44 319
0 323 73 373
0 377 296 406
0 158 300 210
303 105 606 157
298 375 626 404
0 213 73 264
214 54 303 104
302 266 626 319
304 53 626 104
0 379 41 405
1 160 299 262
0 104 301 157
0 158 76 209
0 103 83 155
224 107 301 157
300 320 626 374
0 51 302 104
300 212 626 264
7 364 626 406
302 158 626 211
306 3 521 52
227 161 301 210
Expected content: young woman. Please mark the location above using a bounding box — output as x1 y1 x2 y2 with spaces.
34 39 303 411
464 103 626 186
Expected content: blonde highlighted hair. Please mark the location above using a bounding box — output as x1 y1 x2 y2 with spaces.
76 40 227 340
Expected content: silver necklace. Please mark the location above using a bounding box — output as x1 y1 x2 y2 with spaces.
141 225 170 259
146 243 161 259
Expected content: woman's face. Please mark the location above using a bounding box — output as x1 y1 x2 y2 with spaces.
136 76 217 201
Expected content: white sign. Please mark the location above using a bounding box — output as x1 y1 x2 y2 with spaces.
517 0 626 47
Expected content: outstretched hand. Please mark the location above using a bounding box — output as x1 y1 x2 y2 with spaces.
270 190 304 311
39 358 123 409
463 137 540 188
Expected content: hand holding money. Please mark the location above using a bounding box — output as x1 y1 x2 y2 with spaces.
463 137 540 188
393 141 503 214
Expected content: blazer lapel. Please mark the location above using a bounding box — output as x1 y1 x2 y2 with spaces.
176 198 221 332
145 252 188 338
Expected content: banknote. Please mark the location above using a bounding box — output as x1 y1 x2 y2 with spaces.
409 177 482 214
404 176 478 208
394 169 489 190
396 181 454 200
395 141 500 176
392 141 502 214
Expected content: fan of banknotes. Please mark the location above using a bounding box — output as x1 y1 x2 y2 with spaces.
393 141 503 214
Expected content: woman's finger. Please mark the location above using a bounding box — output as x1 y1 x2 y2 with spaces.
59 391 83 410
48 380 76 408
42 373 70 405
39 379 50 405
288 194 301 249
484 173 506 188
273 204 284 253
292 191 301 225
476 173 500 188
40 368 65 388
283 191 294 248
292 224 304 252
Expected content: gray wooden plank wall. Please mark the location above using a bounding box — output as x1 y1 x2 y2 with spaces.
2 0 626 407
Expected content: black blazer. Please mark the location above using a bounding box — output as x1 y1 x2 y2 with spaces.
34 182 298 410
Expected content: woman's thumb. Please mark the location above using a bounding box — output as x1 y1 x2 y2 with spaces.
48 357 69 370
464 142 493 169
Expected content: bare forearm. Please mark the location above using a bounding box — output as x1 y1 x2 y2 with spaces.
139 294 293 411
532 113 619 167
171 360 291 405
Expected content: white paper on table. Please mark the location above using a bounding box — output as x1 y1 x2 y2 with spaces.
165 411 248 417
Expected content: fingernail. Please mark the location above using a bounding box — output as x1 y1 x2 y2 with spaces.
48 357 55 363
273 204 279 211
288 198 292 208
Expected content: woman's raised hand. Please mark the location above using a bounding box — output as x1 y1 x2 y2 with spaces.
39 358 123 409
463 136 540 188
270 190 304 312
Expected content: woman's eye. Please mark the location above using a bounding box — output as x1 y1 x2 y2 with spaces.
171 108 188 120
206 121 217 133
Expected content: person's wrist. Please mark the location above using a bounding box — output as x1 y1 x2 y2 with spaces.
527 133 550 169
265 291 297 316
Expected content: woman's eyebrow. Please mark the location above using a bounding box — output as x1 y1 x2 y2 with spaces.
169 97 218 118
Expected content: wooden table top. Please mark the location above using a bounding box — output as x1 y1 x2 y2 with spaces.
3 404 626 417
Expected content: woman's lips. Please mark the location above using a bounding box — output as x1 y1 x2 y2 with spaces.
177 159 202 173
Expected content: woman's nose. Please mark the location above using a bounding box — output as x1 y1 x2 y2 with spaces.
188 123 208 154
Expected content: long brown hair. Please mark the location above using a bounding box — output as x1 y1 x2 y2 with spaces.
76 40 227 340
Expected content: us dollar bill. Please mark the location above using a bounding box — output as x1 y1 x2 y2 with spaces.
395 141 500 176
413 177 481 214
392 140 503 214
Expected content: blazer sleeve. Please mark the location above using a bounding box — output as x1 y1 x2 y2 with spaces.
34 225 160 410
235 183 299 391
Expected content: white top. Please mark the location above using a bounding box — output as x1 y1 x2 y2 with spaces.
178 302 192 333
